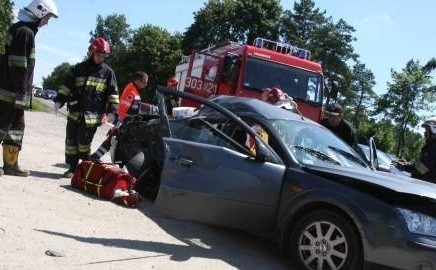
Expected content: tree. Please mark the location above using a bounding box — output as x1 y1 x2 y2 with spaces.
182 0 282 53
347 62 376 131
182 0 235 54
0 0 13 53
42 62 72 90
90 14 133 85
376 59 436 157
280 0 358 102
232 0 282 44
90 14 131 51
280 0 326 47
119 25 182 101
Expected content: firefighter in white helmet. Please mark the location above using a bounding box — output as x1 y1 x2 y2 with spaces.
395 117 436 183
0 0 58 177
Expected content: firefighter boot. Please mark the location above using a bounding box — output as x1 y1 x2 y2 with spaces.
3 145 29 177
63 162 78 178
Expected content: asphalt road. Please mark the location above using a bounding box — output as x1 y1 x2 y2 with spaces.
0 99 294 270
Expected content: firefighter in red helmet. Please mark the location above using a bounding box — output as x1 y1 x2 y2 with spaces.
262 87 298 112
54 37 119 178
0 0 58 177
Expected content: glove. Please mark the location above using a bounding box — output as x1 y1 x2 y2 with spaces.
106 127 120 137
54 102 61 115
392 159 412 170
106 113 117 125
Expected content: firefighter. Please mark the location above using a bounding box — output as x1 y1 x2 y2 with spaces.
54 37 119 178
321 103 358 148
395 117 436 183
90 71 149 161
262 87 298 112
0 0 58 177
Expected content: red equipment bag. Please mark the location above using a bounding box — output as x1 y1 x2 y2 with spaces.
71 160 141 207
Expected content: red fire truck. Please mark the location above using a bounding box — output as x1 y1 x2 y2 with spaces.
174 38 325 121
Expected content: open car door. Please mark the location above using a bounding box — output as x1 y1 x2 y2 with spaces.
153 86 285 233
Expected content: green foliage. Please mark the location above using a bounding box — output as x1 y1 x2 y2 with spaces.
90 14 132 51
0 0 13 53
42 62 72 90
375 59 436 156
182 0 281 54
401 131 424 160
125 25 182 102
232 0 282 43
28 98 47 112
182 0 235 54
347 62 376 130
280 0 357 102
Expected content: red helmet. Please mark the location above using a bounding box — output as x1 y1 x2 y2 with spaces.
266 87 287 104
166 76 179 88
88 37 111 56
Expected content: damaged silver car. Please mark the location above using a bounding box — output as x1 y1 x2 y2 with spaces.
111 86 436 270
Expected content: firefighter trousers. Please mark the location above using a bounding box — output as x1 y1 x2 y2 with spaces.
65 118 98 169
0 105 25 148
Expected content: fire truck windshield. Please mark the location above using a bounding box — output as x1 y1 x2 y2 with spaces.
242 57 323 104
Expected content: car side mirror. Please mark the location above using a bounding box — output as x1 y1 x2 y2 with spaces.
369 137 379 170
255 142 270 162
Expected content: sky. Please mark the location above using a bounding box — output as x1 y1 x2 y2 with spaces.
11 0 435 96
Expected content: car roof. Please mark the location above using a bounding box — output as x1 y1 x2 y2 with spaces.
209 95 316 123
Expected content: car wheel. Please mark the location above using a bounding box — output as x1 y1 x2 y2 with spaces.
289 210 362 270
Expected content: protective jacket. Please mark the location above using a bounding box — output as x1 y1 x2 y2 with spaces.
55 59 119 127
0 21 38 107
118 82 141 121
321 118 358 148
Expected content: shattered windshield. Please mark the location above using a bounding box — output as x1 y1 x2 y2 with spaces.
242 57 323 104
271 120 369 169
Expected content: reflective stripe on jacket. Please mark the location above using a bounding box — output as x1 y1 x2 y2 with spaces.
55 59 119 127
0 21 38 105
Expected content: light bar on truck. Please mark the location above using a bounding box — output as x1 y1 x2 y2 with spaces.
252 37 311 60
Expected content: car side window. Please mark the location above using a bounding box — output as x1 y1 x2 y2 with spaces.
169 114 252 155
226 119 282 159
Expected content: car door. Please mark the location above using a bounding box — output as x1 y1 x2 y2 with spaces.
153 87 286 232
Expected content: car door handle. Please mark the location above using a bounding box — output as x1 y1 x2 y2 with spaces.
173 157 195 167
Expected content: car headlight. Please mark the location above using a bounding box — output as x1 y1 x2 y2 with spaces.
398 208 436 237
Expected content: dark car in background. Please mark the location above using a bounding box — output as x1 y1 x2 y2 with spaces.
356 143 411 176
41 89 57 100
111 86 436 270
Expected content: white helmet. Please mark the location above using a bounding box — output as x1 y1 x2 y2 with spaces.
25 0 59 19
422 117 436 134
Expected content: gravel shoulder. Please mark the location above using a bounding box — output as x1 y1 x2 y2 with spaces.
0 106 291 270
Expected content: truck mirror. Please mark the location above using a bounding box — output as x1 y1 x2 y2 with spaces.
221 55 240 84
329 80 339 100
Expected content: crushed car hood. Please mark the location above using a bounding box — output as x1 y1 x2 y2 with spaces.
306 164 436 200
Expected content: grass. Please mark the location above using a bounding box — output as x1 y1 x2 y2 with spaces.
26 98 49 112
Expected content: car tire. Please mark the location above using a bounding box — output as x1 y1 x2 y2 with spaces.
289 210 362 270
